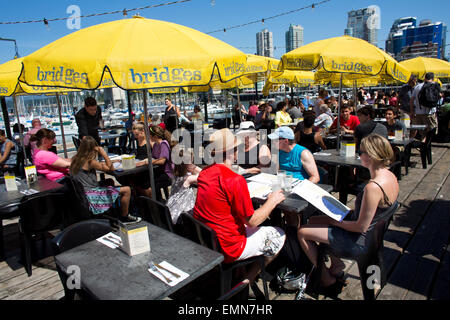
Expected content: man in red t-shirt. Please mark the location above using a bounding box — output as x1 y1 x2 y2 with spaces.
193 128 286 285
329 104 360 135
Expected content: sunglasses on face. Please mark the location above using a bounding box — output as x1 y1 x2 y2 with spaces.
357 149 367 156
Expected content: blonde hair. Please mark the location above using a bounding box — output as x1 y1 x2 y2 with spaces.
360 134 394 166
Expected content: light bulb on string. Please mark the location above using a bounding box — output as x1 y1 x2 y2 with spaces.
43 18 50 31
311 3 315 11
261 18 265 25
123 9 127 17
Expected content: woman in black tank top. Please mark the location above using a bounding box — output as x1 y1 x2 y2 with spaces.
235 122 271 173
297 134 399 297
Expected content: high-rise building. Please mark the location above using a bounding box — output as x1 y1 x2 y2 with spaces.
385 17 417 57
345 6 380 47
285 24 304 53
386 18 447 61
256 29 273 57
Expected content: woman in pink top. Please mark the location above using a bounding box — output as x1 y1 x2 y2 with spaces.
30 129 71 182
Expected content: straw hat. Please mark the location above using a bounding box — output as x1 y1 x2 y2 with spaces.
209 128 242 153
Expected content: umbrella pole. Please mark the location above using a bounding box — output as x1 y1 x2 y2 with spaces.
236 79 242 124
142 90 157 200
12 95 29 166
337 73 343 151
201 93 208 123
55 93 68 159
1 97 12 140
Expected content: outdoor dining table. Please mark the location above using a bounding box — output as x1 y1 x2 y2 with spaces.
245 172 333 227
99 131 127 141
54 221 224 300
0 176 64 209
313 149 363 198
406 124 427 131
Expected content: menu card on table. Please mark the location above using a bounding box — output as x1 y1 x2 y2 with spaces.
25 165 38 185
4 173 18 192
292 179 351 222
119 221 150 256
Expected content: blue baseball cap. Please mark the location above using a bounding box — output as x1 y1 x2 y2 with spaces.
268 127 295 140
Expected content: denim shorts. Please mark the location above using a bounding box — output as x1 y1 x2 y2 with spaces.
327 226 367 259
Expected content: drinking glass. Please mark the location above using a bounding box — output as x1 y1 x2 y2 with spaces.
277 170 286 189
284 174 294 193
271 179 282 192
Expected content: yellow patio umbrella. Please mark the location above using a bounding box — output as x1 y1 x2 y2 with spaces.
280 36 410 83
262 70 315 96
400 56 450 82
185 54 279 93
0 57 83 159
19 16 247 91
280 35 410 148
19 16 248 199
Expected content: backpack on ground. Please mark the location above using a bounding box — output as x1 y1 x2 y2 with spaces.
269 226 314 299
418 82 441 109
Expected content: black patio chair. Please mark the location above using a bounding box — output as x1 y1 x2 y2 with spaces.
408 127 436 169
18 192 67 276
180 212 270 300
137 196 175 233
310 201 400 300
0 202 20 260
51 219 112 300
72 136 81 151
217 281 249 300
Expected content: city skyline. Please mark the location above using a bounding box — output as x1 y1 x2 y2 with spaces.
0 0 449 63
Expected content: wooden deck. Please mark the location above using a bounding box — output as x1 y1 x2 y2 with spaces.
1 142 449 300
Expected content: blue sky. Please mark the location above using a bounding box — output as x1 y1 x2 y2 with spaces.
0 0 449 64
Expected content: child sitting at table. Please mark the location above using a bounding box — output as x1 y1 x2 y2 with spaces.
166 148 201 224
132 124 175 199
70 136 140 223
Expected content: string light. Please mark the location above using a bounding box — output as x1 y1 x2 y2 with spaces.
0 0 192 25
207 0 331 34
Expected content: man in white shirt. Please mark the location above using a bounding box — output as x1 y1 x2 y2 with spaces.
410 72 439 141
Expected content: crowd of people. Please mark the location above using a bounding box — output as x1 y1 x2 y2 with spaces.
1 72 448 299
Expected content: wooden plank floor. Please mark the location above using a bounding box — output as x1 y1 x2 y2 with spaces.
1 142 449 300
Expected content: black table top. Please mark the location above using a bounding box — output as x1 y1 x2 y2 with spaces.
313 149 363 168
0 176 64 209
109 164 149 179
246 172 333 214
388 137 414 147
54 222 224 300
99 132 126 140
